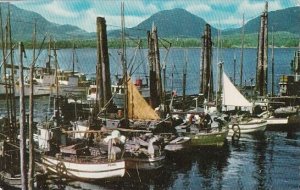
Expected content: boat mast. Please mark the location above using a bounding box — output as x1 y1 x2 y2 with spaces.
182 49 188 111
54 41 59 97
271 28 274 96
72 42 75 76
240 13 245 88
121 2 128 122
19 41 28 190
233 53 236 85
28 19 36 190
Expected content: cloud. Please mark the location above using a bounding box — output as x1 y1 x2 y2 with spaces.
186 4 212 14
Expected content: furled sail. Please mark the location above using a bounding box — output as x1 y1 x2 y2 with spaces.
222 72 252 107
127 79 160 120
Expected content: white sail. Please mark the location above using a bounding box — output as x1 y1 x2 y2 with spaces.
222 72 252 107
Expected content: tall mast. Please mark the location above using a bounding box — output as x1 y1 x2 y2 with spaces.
19 41 28 190
271 29 274 96
240 13 245 88
121 2 128 122
54 41 59 97
233 53 236 85
28 20 36 190
8 4 16 135
182 49 188 111
72 42 75 76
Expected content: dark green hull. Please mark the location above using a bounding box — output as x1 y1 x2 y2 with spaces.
185 129 229 147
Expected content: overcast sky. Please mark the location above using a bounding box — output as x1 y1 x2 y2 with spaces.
10 0 300 33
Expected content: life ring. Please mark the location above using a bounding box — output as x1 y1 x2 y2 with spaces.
56 162 67 176
232 124 240 133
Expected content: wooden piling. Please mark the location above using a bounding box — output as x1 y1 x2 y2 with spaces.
96 17 113 111
148 30 158 108
96 18 104 110
152 25 163 106
263 2 268 95
256 2 268 96
200 24 212 100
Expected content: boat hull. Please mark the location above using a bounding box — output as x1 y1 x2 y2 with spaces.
124 155 165 170
229 119 267 134
185 129 229 147
164 137 191 152
42 156 125 180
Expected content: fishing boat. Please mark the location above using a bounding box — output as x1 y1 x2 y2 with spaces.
164 136 191 152
123 133 165 170
35 119 126 181
169 105 229 148
222 72 267 134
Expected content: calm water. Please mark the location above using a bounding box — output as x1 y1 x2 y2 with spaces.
16 47 297 96
1 48 299 189
1 99 299 189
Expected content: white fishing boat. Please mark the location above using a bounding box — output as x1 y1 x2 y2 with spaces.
36 120 126 181
222 72 267 134
42 155 125 180
228 117 267 134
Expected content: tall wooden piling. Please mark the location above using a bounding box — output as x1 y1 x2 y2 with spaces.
152 25 163 105
96 17 104 110
263 2 268 95
148 27 160 108
256 2 268 96
96 17 113 111
19 42 28 190
200 24 212 100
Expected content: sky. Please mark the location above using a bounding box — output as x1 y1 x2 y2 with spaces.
10 0 300 33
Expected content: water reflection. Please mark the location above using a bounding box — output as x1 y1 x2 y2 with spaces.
166 144 230 189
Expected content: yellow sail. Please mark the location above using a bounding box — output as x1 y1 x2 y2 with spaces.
127 79 160 120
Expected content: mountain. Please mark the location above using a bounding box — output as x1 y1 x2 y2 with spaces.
108 8 218 38
224 6 300 35
1 3 93 41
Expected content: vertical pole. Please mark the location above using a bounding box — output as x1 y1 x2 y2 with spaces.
72 42 75 76
152 25 162 106
257 14 265 96
240 13 245 88
233 53 236 85
182 49 188 111
19 42 28 190
97 17 112 110
96 18 104 109
121 2 128 122
8 4 17 140
263 2 268 96
28 20 36 190
54 42 59 97
271 30 274 96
